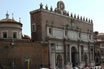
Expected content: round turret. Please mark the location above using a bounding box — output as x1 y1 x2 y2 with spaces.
0 12 22 39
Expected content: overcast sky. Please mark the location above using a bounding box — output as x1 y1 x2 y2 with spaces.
0 0 104 36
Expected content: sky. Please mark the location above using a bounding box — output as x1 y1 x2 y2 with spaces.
0 0 104 37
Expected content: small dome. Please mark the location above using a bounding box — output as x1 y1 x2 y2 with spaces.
0 12 22 40
0 12 20 23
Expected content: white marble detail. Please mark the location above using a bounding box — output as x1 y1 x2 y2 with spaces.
47 27 92 42
68 30 78 40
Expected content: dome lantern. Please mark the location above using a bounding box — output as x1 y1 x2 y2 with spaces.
6 12 9 19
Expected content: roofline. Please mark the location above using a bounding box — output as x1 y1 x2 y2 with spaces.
30 9 93 25
0 22 22 27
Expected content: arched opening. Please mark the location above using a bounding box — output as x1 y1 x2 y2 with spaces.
56 54 62 68
95 51 101 66
71 47 77 67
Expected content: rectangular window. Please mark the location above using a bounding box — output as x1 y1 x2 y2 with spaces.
2 32 7 38
49 27 52 34
13 32 17 39
32 24 36 32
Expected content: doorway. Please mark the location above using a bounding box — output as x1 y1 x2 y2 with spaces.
71 47 77 67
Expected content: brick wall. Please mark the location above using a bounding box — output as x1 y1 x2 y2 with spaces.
0 40 49 69
30 11 42 41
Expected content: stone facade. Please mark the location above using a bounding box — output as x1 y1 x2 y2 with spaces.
0 1 95 69
30 1 95 69
94 32 104 65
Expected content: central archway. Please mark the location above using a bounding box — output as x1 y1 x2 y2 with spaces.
71 47 77 67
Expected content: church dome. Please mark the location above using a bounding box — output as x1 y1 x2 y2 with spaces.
0 12 21 24
0 12 22 39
